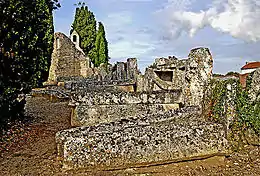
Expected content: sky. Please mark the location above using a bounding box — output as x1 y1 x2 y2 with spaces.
54 0 260 74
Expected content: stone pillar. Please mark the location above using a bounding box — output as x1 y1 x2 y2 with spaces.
185 47 213 106
126 58 138 80
116 62 126 80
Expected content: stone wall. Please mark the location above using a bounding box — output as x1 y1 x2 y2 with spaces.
56 106 228 170
47 32 92 82
70 90 182 126
24 45 232 170
137 47 213 107
70 90 182 106
54 47 214 131
99 58 139 81
47 44 212 108
249 68 260 102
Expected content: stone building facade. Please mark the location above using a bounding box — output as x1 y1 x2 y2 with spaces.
47 32 92 83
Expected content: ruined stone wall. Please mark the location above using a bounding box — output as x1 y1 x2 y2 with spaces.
100 58 139 81
137 48 213 107
22 46 234 170
56 106 227 170
58 47 214 128
47 33 92 82
249 68 260 102
185 48 213 106
70 90 182 126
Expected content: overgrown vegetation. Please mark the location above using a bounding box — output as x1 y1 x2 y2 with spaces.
212 71 239 78
71 3 109 67
0 0 59 127
206 74 260 137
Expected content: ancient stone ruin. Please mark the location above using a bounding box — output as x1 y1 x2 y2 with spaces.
47 32 92 84
25 32 233 170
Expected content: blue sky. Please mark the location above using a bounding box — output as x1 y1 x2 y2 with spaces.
54 0 260 74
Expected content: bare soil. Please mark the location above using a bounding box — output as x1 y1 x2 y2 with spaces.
0 98 259 176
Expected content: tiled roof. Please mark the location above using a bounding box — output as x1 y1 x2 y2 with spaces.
241 62 260 70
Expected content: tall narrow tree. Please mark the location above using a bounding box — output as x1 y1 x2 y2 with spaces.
71 5 97 60
93 22 109 67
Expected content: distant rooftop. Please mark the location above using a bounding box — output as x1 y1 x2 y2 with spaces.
241 61 260 70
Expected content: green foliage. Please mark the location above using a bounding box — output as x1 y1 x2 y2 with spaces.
93 22 109 67
213 73 224 77
71 5 97 58
225 71 239 77
71 6 109 67
212 80 226 118
245 72 254 90
235 84 260 134
0 0 58 126
208 77 260 135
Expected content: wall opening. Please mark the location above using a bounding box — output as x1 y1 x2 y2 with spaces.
56 37 60 49
154 71 173 82
179 66 185 71
73 35 77 42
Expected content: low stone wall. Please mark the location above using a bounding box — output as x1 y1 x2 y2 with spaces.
70 90 182 126
30 88 70 100
70 90 182 106
56 106 228 170
71 104 179 126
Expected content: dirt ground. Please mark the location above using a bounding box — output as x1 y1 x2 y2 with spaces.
0 98 259 176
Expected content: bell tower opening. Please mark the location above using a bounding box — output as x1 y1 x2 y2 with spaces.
73 35 77 43
56 37 60 49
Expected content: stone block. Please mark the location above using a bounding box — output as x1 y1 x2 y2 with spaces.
71 104 180 126
56 107 228 170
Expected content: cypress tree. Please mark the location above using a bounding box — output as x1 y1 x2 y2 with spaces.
93 22 109 67
71 5 97 60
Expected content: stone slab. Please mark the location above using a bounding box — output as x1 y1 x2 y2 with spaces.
71 104 180 126
56 107 228 170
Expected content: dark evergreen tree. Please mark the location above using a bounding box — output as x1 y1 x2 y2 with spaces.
0 0 59 126
93 22 109 67
71 5 97 60
71 4 109 67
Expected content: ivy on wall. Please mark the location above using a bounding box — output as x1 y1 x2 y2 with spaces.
206 75 260 135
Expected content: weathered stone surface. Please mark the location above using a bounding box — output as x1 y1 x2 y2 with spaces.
71 104 179 126
126 58 138 80
249 68 260 102
185 48 213 106
47 32 92 82
70 90 182 126
56 107 227 170
137 47 213 107
70 91 182 106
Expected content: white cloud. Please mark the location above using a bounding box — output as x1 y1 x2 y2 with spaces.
158 0 260 42
102 11 156 61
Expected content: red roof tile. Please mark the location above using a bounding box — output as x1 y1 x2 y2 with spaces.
241 62 260 70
